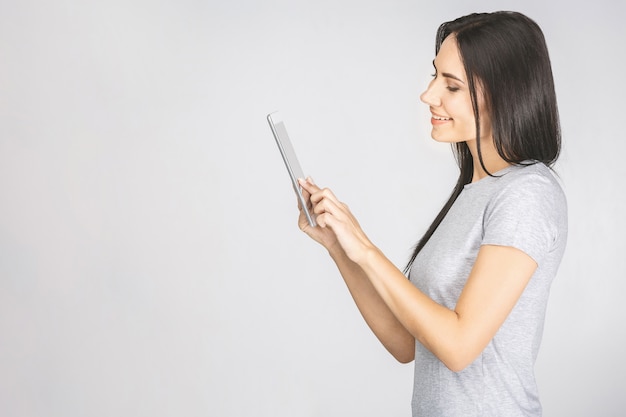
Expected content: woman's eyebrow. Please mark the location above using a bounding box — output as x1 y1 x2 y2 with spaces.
442 72 465 84
432 60 465 84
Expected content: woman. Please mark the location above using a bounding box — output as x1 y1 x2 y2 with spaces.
298 11 567 417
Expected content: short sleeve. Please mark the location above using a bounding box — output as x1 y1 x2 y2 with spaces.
482 171 566 265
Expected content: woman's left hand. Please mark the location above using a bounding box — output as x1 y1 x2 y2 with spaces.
298 178 375 264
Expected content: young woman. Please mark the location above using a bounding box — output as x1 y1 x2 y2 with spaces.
297 11 567 417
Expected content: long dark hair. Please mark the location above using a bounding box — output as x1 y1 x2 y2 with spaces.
404 11 561 274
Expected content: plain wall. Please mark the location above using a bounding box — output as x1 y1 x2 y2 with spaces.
1 0 624 416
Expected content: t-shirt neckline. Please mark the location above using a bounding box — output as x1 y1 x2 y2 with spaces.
463 164 522 190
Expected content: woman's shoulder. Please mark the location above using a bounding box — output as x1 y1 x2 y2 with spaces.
492 161 567 215
502 162 565 196
484 162 568 263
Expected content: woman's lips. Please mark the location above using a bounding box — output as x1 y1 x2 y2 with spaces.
431 114 452 125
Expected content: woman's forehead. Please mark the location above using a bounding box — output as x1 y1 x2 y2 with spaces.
434 36 466 81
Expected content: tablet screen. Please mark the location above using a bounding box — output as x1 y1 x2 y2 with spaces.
267 112 316 227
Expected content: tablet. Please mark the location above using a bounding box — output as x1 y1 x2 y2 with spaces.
267 112 317 227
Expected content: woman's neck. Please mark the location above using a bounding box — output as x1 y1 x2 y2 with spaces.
466 138 510 182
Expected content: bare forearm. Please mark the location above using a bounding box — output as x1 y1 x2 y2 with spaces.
298 179 537 372
352 246 467 368
329 245 415 363
356 245 536 372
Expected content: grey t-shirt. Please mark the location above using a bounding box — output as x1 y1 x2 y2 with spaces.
408 162 567 417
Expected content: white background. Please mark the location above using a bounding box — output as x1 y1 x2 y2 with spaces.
1 0 624 416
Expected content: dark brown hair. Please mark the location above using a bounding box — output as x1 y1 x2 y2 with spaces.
405 11 561 273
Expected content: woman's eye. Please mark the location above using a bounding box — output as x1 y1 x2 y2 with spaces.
447 86 460 92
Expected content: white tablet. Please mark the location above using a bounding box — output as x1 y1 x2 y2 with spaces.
267 112 317 227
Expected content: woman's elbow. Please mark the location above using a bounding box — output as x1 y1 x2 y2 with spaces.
386 340 415 364
443 359 470 373
439 349 479 372
394 352 415 364
391 343 415 364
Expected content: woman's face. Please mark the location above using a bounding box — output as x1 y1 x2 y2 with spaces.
420 35 492 144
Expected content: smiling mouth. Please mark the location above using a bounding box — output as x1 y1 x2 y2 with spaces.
432 115 452 121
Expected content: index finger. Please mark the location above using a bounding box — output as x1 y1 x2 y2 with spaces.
299 178 344 209
298 177 320 195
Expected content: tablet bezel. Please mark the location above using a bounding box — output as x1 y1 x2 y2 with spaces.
267 112 317 227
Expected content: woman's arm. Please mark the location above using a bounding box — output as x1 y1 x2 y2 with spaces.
359 244 536 371
299 179 537 372
328 246 416 363
297 180 415 363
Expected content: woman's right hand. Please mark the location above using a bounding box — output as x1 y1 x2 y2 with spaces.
297 177 340 252
298 178 376 266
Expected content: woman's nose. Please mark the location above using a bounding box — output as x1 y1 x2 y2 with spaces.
420 82 440 107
